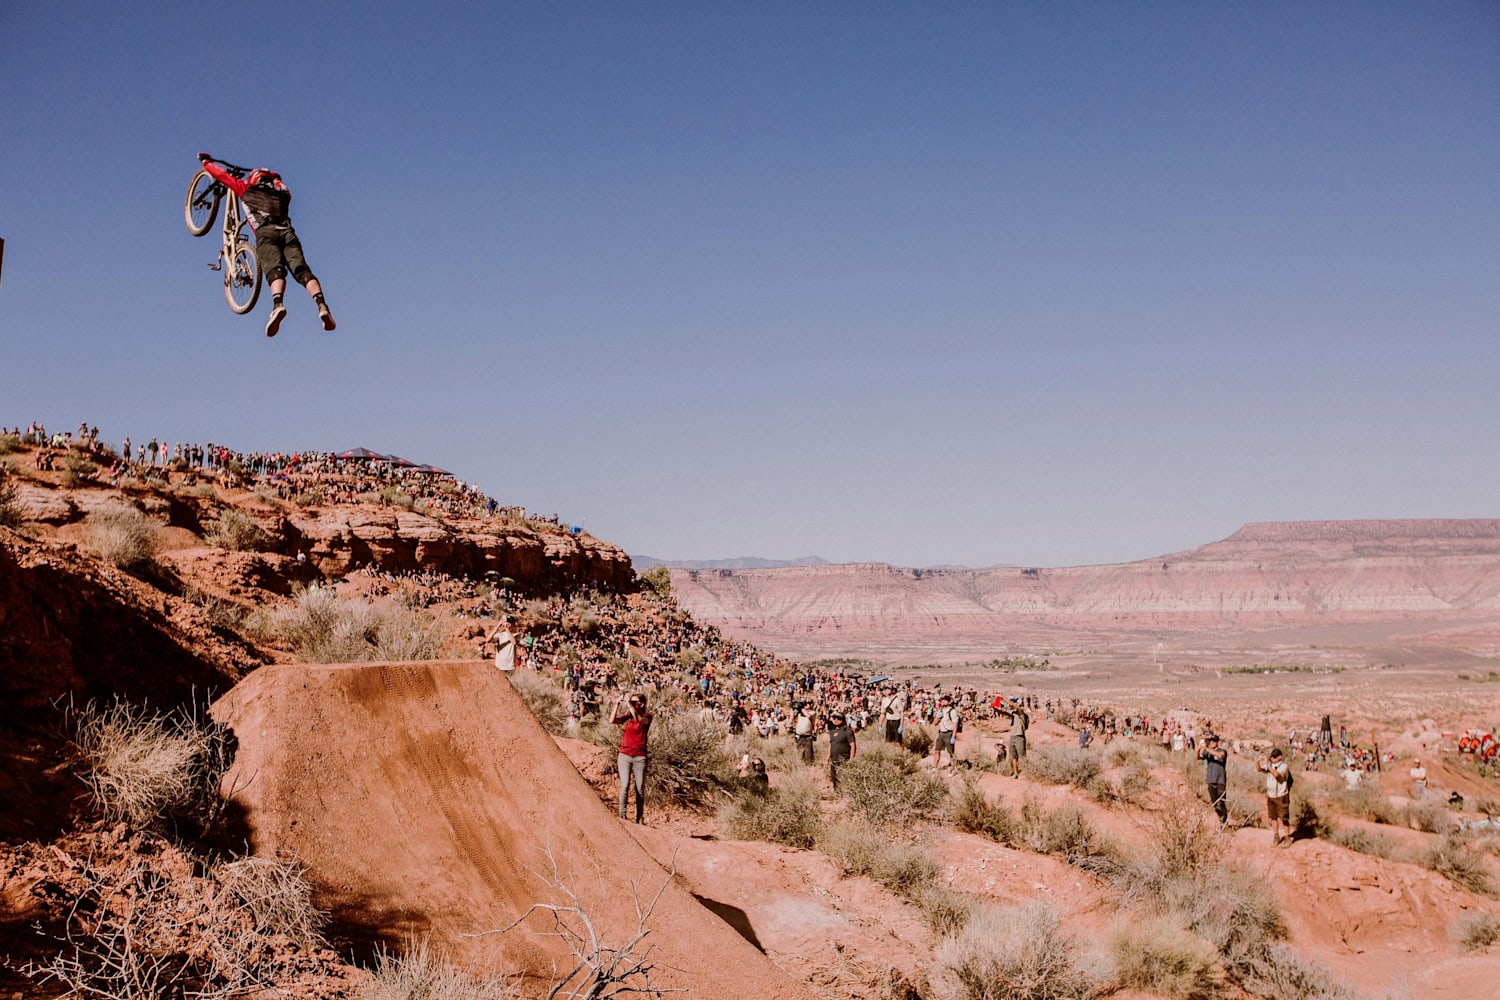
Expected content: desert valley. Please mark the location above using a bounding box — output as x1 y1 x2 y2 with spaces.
2 430 1498 1000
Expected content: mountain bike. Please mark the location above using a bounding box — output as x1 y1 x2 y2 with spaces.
184 158 261 314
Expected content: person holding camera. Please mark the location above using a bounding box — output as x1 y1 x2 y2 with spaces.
612 692 653 824
827 711 856 791
1257 748 1292 846
1198 733 1229 826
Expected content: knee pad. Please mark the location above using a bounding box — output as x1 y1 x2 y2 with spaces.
291 265 316 287
266 265 288 284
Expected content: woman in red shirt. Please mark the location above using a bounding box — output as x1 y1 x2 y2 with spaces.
612 692 652 823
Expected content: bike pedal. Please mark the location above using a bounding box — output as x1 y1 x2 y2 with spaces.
207 261 222 271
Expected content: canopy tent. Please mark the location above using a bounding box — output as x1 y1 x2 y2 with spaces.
335 447 389 461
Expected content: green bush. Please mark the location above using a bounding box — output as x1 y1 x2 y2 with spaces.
638 564 672 598
902 724 934 757
1026 744 1102 788
1327 825 1398 860
719 774 821 848
1110 915 1223 1000
60 453 97 486
641 712 736 809
1017 797 1111 861
927 903 1102 1000
838 747 947 828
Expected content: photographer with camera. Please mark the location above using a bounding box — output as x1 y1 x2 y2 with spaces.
611 692 652 824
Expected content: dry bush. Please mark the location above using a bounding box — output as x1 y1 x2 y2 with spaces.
902 724 934 757
1291 789 1333 840
909 883 975 938
1016 797 1112 861
1026 744 1102 788
1157 865 1284 984
1088 763 1153 806
1453 910 1500 950
72 699 226 832
952 781 1015 843
1145 801 1226 879
88 506 160 573
215 854 325 949
1110 915 1223 1000
0 472 23 528
820 817 888 878
1404 800 1454 835
1327 825 1399 860
203 508 270 551
641 712 736 808
838 747 947 827
60 453 97 486
719 773 822 848
1420 836 1496 896
364 937 520 1000
1243 944 1365 1000
1325 783 1400 825
508 670 568 735
265 587 446 663
927 902 1102 1000
0 432 18 454
1106 741 1167 768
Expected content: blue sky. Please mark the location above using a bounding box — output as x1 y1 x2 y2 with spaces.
2 2 1496 568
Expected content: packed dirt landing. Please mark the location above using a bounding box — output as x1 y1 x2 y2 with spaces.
211 660 816 999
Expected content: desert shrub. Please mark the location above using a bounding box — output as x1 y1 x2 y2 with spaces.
909 882 975 938
927 902 1102 1000
1026 744 1102 788
1420 836 1496 896
508 671 568 735
1327 825 1398 860
0 432 18 454
71 699 228 833
902 724 934 757
1325 783 1400 825
638 564 672 598
639 713 736 808
1016 797 1111 861
952 781 1015 843
1146 803 1226 879
1474 796 1500 818
1107 741 1167 769
1405 800 1454 835
263 587 445 663
838 747 947 827
1110 915 1223 1000
1089 762 1153 806
719 774 821 848
1227 788 1264 829
215 854 325 949
186 587 245 631
820 817 888 878
1453 910 1500 950
1291 789 1332 840
365 937 520 1000
60 453 97 486
0 473 22 528
204 508 270 551
1243 944 1363 1000
88 506 160 573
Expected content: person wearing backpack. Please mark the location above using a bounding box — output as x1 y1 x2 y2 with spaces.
1005 702 1029 778
199 153 336 337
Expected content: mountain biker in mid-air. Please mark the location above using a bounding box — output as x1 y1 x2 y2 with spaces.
197 152 335 337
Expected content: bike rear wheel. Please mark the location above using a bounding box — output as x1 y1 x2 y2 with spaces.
224 241 261 314
185 168 220 237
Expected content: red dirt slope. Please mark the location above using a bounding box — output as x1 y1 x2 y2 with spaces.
212 660 816 999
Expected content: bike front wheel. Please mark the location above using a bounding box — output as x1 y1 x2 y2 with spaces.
185 168 220 237
224 241 261 314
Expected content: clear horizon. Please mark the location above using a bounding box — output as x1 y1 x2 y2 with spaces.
3 3 1496 569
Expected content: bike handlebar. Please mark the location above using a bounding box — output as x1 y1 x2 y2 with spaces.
198 154 251 178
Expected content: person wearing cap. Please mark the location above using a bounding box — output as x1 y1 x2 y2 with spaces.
1198 733 1229 826
1257 747 1292 845
827 711 856 791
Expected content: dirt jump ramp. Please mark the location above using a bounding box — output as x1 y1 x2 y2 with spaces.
213 660 815 998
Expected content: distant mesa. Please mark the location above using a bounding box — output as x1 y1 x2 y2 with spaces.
631 554 832 570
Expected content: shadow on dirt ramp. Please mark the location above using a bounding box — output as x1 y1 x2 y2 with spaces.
212 660 816 999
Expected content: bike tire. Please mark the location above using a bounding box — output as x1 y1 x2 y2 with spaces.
185 168 220 237
224 241 261 314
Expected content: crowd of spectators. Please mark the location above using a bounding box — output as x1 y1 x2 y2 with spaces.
3 421 566 528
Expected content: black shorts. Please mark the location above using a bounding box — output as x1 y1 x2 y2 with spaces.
254 222 313 284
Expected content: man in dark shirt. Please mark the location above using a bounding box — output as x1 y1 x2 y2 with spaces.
1199 733 1229 826
199 153 335 337
827 712 856 791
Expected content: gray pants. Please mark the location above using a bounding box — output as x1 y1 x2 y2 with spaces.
618 753 646 822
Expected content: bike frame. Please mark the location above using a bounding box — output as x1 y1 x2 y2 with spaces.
194 158 261 313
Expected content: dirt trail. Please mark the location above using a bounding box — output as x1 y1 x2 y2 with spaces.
212 660 816 998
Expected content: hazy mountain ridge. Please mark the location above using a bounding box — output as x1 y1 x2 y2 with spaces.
669 520 1500 663
632 554 832 570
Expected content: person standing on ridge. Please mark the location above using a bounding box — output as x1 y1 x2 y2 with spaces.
198 152 335 337
611 692 652 824
1199 733 1230 826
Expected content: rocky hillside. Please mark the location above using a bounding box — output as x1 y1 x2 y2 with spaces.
670 520 1500 664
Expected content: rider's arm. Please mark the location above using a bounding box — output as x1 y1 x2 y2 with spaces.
200 156 247 197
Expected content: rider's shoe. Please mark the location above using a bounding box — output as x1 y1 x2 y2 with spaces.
319 304 336 332
264 304 287 338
